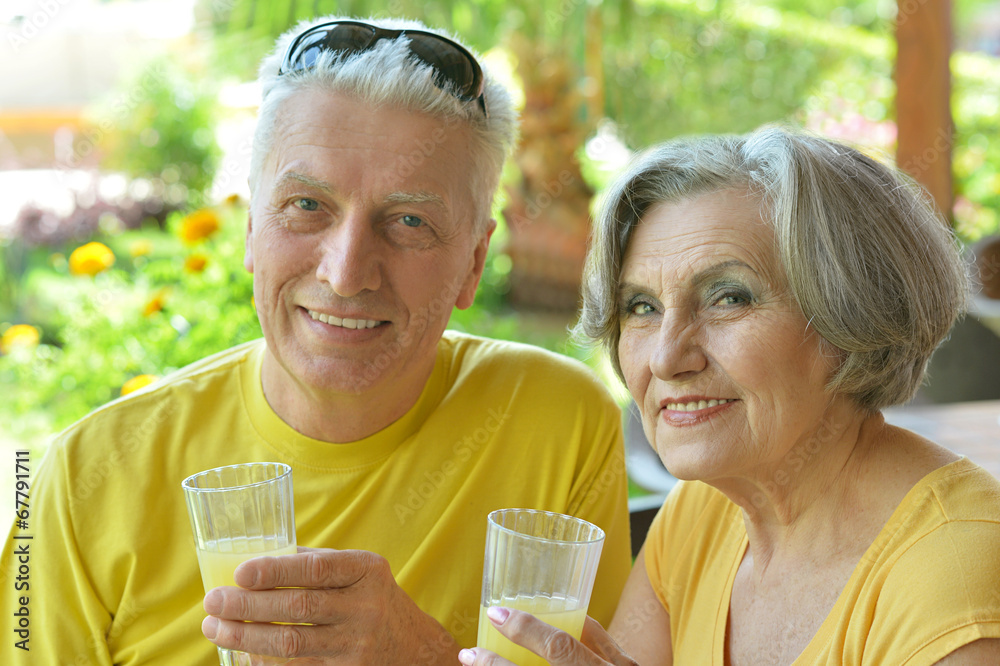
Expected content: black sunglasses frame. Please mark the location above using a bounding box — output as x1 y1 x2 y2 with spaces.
278 20 488 117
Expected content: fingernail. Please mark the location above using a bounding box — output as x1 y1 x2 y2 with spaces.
458 648 476 665
487 606 510 624
202 615 219 640
234 562 259 587
203 588 222 614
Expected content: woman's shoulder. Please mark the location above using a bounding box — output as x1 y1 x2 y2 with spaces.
857 460 1000 662
893 456 1000 526
866 457 1000 612
646 480 743 565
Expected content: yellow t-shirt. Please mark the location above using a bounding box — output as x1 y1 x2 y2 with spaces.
1 332 631 665
646 458 1000 665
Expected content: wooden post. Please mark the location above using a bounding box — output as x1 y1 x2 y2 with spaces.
895 0 953 221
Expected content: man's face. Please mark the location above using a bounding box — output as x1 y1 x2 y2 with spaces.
246 89 492 401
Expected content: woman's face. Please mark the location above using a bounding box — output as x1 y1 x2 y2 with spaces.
617 189 839 483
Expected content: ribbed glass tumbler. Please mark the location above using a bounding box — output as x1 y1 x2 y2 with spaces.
476 508 605 666
182 462 296 666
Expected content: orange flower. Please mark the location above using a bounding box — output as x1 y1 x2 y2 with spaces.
184 253 208 273
121 374 159 396
1 324 40 354
179 209 220 244
143 291 167 317
129 239 153 258
69 242 115 276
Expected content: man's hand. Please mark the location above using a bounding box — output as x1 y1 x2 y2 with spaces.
457 607 638 666
201 547 460 665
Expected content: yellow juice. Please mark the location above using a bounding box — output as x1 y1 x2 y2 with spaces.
477 597 588 666
196 538 297 592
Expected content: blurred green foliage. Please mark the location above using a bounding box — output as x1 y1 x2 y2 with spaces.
6 0 1000 453
92 58 222 207
0 203 260 446
203 0 1000 242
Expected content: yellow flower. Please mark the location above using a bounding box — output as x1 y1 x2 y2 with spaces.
143 291 167 317
129 239 153 258
180 209 220 244
1 324 40 354
121 374 159 396
184 253 208 273
224 193 243 206
69 242 115 277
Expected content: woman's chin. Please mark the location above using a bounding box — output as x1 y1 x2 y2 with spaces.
654 444 730 483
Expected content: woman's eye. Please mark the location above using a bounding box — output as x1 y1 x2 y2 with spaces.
294 198 320 211
629 301 655 315
399 214 424 228
714 290 750 306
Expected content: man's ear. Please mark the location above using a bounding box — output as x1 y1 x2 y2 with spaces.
243 210 255 274
455 219 497 310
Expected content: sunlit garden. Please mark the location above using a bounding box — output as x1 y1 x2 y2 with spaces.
3 0 1000 465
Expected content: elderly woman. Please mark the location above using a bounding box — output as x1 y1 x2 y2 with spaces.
459 127 1000 666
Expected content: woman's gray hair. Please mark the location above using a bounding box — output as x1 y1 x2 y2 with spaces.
577 126 969 411
251 15 518 230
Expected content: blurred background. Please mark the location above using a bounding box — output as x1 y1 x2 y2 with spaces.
2 0 1000 506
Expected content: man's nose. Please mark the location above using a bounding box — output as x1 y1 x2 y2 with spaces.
315 215 382 298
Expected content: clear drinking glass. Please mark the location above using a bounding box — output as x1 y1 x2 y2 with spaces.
182 462 296 666
477 508 605 666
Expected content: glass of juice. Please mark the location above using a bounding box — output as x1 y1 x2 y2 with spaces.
182 462 296 666
477 508 605 666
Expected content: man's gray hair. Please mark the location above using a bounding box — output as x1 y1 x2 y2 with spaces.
576 125 968 411
251 16 518 230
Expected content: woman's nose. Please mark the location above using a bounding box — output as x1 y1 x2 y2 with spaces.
648 308 707 381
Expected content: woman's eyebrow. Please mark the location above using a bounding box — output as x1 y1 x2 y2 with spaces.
690 259 757 286
618 260 756 297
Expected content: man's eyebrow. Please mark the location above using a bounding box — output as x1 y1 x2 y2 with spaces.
274 171 334 195
384 191 447 207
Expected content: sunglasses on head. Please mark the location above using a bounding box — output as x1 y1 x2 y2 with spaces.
278 19 488 118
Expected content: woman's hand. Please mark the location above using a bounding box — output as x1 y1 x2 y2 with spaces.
458 606 639 666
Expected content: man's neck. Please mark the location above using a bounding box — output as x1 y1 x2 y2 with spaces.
259 350 433 443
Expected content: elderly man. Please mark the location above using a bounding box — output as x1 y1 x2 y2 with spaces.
0 16 630 666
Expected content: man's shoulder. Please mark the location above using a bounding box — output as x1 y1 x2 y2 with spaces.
440 330 616 402
54 339 263 446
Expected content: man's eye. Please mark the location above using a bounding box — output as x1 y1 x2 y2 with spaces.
399 214 424 228
294 198 319 211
